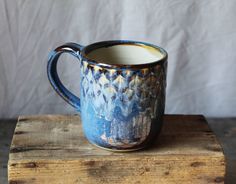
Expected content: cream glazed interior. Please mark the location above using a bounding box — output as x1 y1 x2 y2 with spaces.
86 44 165 65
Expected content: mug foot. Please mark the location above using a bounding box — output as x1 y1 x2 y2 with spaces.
89 141 146 152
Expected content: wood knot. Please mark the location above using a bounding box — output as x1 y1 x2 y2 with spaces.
25 162 37 168
9 181 17 184
10 147 22 153
190 162 206 167
84 161 95 166
9 180 25 184
164 171 169 175
18 118 28 122
10 147 35 153
15 131 26 135
145 167 150 172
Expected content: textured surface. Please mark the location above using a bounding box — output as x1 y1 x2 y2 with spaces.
8 115 225 184
2 117 235 184
1 0 236 118
80 53 166 149
47 41 167 150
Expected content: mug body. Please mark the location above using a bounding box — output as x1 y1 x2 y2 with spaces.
80 41 167 151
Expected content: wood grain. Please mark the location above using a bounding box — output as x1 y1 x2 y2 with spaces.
8 115 225 184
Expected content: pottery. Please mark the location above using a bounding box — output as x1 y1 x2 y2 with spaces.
47 40 168 151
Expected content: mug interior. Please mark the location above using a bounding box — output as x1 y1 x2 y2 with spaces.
84 41 166 65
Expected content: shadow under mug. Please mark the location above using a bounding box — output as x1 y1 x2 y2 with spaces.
47 40 168 151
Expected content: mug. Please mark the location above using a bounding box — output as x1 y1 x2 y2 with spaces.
47 40 168 151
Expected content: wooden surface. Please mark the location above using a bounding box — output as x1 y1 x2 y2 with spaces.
2 117 234 184
7 115 225 184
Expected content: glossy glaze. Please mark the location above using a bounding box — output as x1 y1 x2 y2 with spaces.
47 40 167 151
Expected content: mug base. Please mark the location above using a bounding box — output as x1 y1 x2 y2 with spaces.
89 141 146 152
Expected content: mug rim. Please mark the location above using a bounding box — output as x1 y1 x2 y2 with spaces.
81 40 168 69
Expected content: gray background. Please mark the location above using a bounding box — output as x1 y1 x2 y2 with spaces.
0 0 236 118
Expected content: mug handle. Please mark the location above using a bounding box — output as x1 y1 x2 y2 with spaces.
47 43 84 112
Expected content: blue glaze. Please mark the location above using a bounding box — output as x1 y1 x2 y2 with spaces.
47 43 84 111
47 40 168 151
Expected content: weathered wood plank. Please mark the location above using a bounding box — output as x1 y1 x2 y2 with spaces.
8 115 225 184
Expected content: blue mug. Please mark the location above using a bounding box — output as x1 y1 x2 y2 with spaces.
47 40 167 151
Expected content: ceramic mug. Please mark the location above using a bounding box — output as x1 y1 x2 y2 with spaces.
47 40 168 151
